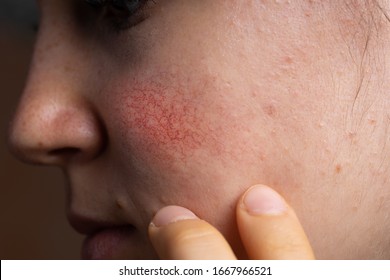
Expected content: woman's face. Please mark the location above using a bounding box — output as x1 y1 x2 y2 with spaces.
9 0 390 259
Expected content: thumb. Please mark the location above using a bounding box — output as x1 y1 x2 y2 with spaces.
148 205 236 259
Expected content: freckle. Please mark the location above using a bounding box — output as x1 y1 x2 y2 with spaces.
368 118 377 125
64 65 74 73
335 164 342 174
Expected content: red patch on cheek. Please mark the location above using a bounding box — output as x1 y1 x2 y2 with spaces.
115 80 221 162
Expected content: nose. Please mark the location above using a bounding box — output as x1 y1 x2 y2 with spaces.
9 95 104 166
8 29 105 166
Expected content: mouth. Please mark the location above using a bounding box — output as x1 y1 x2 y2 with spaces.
68 212 157 259
82 225 137 259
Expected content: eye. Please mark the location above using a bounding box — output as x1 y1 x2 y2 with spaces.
111 0 144 11
85 0 106 8
84 0 154 30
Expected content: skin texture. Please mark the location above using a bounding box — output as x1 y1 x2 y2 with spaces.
8 0 390 259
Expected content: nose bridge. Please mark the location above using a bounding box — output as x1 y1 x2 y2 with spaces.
27 15 86 98
9 20 104 165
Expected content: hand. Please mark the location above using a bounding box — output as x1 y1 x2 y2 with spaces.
148 184 315 259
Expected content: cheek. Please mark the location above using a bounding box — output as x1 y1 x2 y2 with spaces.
112 78 231 165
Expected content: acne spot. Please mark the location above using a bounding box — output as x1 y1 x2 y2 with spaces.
335 164 342 174
368 118 377 126
262 102 278 118
284 56 293 64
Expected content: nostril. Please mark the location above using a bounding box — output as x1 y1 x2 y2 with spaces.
48 147 81 158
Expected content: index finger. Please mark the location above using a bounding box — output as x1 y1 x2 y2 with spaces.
237 185 315 259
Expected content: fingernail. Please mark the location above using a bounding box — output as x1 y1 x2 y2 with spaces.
242 185 287 215
151 205 199 227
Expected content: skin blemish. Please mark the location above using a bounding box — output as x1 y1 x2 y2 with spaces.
128 88 204 148
114 76 229 163
284 56 293 64
110 70 265 174
335 164 342 174
115 198 125 210
368 118 377 126
262 101 278 118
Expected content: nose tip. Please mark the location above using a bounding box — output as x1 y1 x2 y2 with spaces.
9 98 105 166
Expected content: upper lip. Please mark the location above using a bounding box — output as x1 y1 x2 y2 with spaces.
67 212 133 236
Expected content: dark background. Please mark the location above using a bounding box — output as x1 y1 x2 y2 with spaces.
0 0 82 259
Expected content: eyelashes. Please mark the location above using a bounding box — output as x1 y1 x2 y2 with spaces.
84 0 106 8
84 0 145 10
110 0 146 11
84 0 153 30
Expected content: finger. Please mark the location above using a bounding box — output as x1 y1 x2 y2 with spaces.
237 185 315 259
149 205 236 260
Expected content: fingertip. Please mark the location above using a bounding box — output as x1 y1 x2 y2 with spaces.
149 205 236 260
150 205 199 228
237 184 315 260
240 184 287 215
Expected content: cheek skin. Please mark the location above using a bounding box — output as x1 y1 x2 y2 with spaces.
106 72 324 259
126 87 207 158
107 71 307 259
113 77 239 166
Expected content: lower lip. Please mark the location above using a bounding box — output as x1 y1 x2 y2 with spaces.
82 225 136 259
